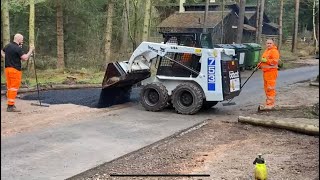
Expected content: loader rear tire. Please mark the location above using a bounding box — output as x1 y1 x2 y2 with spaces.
140 83 169 111
172 83 204 115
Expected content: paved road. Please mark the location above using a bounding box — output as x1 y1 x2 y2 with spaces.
222 65 319 108
1 65 318 180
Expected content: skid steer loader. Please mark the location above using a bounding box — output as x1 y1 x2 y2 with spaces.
99 41 241 115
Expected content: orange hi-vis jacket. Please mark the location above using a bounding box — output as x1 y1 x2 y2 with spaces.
260 45 280 72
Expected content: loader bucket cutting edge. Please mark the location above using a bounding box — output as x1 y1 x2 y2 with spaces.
97 62 151 108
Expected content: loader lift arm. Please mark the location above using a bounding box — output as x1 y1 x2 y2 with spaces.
126 41 201 74
102 42 202 89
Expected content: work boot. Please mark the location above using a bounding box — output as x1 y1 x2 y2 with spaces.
7 105 21 112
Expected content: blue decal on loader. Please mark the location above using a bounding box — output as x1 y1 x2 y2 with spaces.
208 57 216 91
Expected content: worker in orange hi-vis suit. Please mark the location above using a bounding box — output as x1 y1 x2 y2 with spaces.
259 39 280 109
1 34 34 112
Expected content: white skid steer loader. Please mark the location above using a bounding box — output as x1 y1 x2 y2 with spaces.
99 41 241 115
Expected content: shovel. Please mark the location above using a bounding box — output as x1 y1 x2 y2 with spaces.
30 53 50 107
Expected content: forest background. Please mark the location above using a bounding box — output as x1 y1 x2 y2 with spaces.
1 0 319 86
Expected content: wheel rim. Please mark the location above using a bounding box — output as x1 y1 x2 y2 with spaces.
145 89 159 106
179 90 193 107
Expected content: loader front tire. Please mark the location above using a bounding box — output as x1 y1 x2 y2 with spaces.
140 83 169 111
172 83 204 115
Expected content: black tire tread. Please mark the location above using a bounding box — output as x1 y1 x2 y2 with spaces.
140 83 169 112
172 82 204 115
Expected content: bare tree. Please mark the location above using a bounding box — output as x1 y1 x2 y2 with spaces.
129 0 139 51
278 0 284 50
236 0 245 43
104 0 114 64
292 0 300 53
255 0 260 43
313 0 319 54
257 0 265 44
27 0 35 72
221 0 224 43
29 0 35 48
1 0 10 47
142 0 151 41
121 0 129 54
203 0 209 33
1 0 10 67
56 0 65 69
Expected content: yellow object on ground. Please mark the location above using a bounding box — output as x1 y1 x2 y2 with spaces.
253 154 268 180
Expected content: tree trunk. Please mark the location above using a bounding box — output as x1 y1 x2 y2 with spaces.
104 1 114 64
133 0 138 50
258 104 314 111
179 0 186 12
238 116 319 136
257 0 265 44
255 0 260 43
142 0 151 41
236 0 245 43
121 0 129 55
27 0 35 72
1 0 10 46
292 0 300 53
1 0 10 67
56 0 65 69
221 0 224 43
317 7 319 50
203 0 209 33
125 0 136 52
313 0 318 54
29 0 35 47
278 0 283 50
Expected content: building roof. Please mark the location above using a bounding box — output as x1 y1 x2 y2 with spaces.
157 11 232 29
245 11 256 20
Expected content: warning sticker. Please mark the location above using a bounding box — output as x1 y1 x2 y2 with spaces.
230 78 240 92
229 71 240 92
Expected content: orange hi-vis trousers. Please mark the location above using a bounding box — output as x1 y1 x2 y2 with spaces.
263 70 278 107
5 67 22 106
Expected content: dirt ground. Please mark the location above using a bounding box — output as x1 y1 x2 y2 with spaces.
1 60 319 179
0 97 131 137
66 80 319 180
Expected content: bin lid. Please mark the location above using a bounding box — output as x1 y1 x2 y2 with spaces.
243 43 262 50
214 44 235 49
231 43 248 50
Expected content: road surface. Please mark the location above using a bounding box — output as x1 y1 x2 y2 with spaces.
1 65 318 180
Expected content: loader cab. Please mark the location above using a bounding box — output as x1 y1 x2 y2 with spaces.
155 32 213 78
161 32 213 48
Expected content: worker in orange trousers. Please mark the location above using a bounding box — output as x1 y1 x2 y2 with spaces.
259 39 280 109
1 34 34 112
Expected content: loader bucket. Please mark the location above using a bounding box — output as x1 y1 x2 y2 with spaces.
97 62 150 108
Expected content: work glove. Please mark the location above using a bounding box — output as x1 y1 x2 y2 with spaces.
260 57 267 63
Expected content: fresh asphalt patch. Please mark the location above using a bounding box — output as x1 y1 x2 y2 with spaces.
20 87 141 108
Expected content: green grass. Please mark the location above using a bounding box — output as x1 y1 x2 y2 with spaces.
1 68 105 88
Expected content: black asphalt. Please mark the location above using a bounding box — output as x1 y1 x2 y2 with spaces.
20 87 141 108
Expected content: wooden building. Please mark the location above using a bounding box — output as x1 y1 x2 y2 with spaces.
156 2 279 44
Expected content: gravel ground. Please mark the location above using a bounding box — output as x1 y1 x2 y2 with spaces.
68 81 319 180
68 120 318 180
